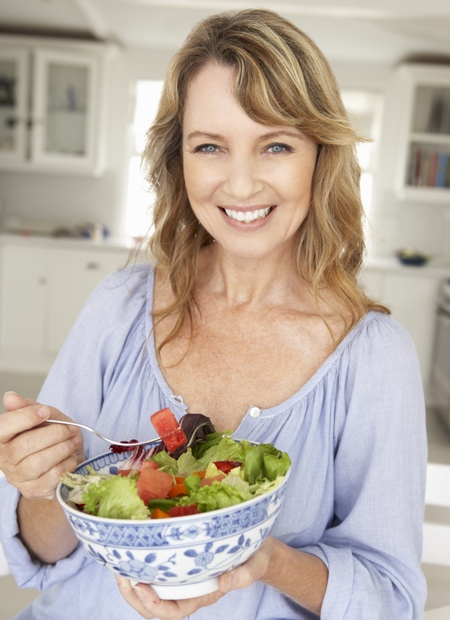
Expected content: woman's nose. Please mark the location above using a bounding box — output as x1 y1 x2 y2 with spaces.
223 156 263 200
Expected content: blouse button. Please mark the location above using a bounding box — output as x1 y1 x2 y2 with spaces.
249 406 261 418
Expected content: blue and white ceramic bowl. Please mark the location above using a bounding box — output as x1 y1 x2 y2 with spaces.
56 442 290 600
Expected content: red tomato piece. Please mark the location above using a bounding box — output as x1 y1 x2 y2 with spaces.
167 505 200 518
150 408 187 452
213 460 242 474
136 468 173 504
117 469 134 477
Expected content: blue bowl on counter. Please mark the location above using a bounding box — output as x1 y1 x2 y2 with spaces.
396 251 429 266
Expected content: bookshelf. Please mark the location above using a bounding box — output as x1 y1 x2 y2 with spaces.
395 64 450 203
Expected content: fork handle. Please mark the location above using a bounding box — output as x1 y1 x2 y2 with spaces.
44 419 159 447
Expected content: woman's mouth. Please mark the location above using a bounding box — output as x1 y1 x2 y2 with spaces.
222 207 273 223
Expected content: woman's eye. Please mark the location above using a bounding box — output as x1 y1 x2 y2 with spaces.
267 143 291 154
195 144 219 154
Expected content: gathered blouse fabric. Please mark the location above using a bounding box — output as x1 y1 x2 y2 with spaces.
0 262 427 620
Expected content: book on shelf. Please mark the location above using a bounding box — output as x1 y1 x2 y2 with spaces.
436 152 449 187
427 93 450 134
408 146 450 188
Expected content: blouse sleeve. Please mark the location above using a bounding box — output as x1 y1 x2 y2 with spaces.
0 263 150 591
303 315 428 619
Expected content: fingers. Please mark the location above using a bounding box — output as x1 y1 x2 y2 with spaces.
0 394 85 501
115 576 224 620
9 425 82 478
0 404 48 445
219 563 253 594
218 539 273 594
15 452 81 501
1 425 82 500
116 577 161 619
3 390 38 412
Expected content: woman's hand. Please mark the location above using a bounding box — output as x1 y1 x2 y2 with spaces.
115 537 276 619
0 391 85 501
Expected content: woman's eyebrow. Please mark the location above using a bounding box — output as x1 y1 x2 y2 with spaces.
258 130 304 141
185 129 304 142
185 131 225 142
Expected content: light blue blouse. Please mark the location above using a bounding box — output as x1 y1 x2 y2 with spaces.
0 262 428 619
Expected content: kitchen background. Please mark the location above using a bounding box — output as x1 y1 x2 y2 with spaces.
0 0 450 617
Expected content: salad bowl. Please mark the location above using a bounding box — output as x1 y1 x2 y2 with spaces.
56 441 290 600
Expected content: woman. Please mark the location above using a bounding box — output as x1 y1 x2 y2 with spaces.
0 8 427 620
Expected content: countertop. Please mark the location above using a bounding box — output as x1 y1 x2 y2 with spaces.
363 255 450 278
1 232 449 274
0 231 141 253
1 231 450 281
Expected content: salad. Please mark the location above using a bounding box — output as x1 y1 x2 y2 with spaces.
60 411 291 520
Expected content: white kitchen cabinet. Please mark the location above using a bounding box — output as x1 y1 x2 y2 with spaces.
47 248 128 352
382 273 439 393
0 35 111 176
0 245 48 351
394 64 450 203
0 241 129 372
360 266 442 402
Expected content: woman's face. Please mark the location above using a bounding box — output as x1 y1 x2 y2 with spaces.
182 63 318 262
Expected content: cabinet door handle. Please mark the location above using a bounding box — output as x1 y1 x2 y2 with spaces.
5 116 21 128
86 261 100 270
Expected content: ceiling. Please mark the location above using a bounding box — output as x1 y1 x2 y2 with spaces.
1 0 450 65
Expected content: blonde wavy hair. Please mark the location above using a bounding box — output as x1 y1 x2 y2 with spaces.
143 8 388 358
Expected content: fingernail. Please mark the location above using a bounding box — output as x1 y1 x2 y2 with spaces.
3 390 19 402
37 406 50 419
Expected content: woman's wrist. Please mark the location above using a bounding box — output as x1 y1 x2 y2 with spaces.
260 536 287 587
259 537 328 615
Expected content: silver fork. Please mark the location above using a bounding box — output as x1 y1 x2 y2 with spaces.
44 419 160 447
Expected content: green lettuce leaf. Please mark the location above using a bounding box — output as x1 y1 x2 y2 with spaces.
179 481 252 512
61 466 114 505
151 450 178 474
191 431 230 459
243 443 291 484
82 475 149 520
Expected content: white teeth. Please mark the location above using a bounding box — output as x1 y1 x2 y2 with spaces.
224 207 271 223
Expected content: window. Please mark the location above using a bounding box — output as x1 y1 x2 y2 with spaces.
124 80 163 239
341 89 384 218
341 89 384 255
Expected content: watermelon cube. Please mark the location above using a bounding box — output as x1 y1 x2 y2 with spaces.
151 408 187 453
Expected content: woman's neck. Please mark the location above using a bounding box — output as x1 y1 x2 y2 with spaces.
195 244 310 310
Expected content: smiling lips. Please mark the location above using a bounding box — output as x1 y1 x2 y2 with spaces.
223 206 273 223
